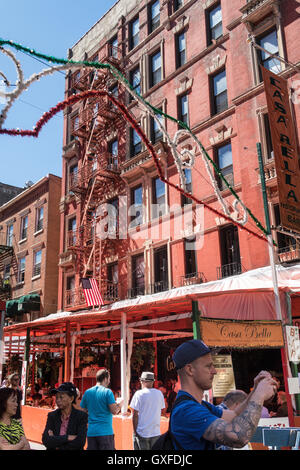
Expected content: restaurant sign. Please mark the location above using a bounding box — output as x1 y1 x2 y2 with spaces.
200 318 284 348
261 66 300 233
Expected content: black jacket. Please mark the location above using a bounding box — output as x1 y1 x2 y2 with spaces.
42 407 88 450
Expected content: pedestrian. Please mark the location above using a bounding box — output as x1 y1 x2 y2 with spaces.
0 387 30 450
42 382 88 450
216 390 248 450
6 373 22 420
170 339 278 450
218 390 248 412
130 371 166 450
270 391 288 417
80 368 123 450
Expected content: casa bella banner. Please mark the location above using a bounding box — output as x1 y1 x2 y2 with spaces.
200 318 284 349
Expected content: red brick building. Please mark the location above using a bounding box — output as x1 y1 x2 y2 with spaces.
0 174 62 322
58 0 300 312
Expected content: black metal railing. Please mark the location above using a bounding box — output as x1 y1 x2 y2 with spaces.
127 286 146 299
150 280 169 294
217 262 242 280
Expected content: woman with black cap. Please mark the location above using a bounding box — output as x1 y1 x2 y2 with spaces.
42 382 88 450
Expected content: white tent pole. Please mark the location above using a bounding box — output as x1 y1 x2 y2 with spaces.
120 312 127 414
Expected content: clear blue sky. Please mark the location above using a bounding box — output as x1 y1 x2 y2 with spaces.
0 0 117 188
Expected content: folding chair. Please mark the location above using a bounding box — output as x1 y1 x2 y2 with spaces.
262 428 300 450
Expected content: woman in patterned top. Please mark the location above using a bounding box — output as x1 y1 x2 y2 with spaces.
0 388 30 450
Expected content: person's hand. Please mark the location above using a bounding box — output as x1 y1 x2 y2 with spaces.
255 376 278 402
253 371 272 389
48 430 54 436
68 435 77 441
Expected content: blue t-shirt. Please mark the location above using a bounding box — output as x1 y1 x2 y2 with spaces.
171 391 223 450
80 385 116 437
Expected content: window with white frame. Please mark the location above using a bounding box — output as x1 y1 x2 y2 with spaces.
110 35 118 58
178 94 189 126
6 223 13 246
35 206 44 232
18 256 26 283
211 68 228 115
149 0 160 33
33 250 42 277
152 177 166 218
130 128 142 157
175 31 186 69
149 50 162 88
150 109 163 143
129 17 140 50
129 66 141 101
257 29 281 77
20 215 28 241
207 3 223 45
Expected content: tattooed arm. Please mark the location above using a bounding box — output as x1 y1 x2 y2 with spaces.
203 377 277 448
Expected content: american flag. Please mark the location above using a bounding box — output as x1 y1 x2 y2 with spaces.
81 278 104 307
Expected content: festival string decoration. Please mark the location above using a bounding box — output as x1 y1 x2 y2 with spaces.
0 38 273 243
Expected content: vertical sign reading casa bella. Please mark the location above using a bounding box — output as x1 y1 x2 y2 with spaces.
261 66 300 233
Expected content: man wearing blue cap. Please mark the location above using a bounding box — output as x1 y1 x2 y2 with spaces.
170 339 278 450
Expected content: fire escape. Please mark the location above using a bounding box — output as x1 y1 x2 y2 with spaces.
0 231 17 304
64 44 129 308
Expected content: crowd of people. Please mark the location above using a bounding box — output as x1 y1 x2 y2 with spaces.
0 340 290 450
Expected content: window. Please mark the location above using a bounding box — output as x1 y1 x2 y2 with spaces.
18 256 26 284
153 246 168 292
67 217 77 247
130 185 143 227
20 215 28 240
109 84 118 110
149 50 162 88
175 31 186 68
33 250 42 277
216 142 233 190
178 94 189 125
211 69 228 115
263 114 274 160
132 254 145 296
149 1 160 33
66 275 75 306
69 163 78 190
274 204 296 251
174 0 183 12
107 197 119 234
219 225 241 278
35 207 44 232
129 66 141 101
130 128 142 157
6 224 13 247
70 114 79 141
108 263 118 284
150 110 163 143
3 263 10 283
207 3 223 44
181 168 192 206
129 17 140 50
257 29 281 76
108 139 118 170
184 237 197 276
110 35 118 59
152 177 166 218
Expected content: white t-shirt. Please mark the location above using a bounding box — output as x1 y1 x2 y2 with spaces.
130 388 165 438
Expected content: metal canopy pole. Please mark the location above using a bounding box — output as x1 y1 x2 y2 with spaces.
120 312 127 414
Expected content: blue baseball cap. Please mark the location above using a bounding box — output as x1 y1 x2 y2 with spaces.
172 339 211 369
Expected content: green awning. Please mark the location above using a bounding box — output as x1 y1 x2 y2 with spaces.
6 299 20 317
18 294 40 313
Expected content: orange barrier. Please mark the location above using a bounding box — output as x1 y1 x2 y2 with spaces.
21 406 169 450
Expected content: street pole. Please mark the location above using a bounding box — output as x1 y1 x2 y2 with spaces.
120 312 128 415
192 300 201 340
257 142 295 425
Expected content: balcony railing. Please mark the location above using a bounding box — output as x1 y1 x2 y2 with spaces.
217 262 242 280
102 280 119 302
128 285 146 299
65 288 86 308
150 280 169 294
181 272 206 287
278 246 300 263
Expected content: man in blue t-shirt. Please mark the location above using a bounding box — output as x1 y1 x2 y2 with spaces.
80 369 123 450
171 340 278 450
